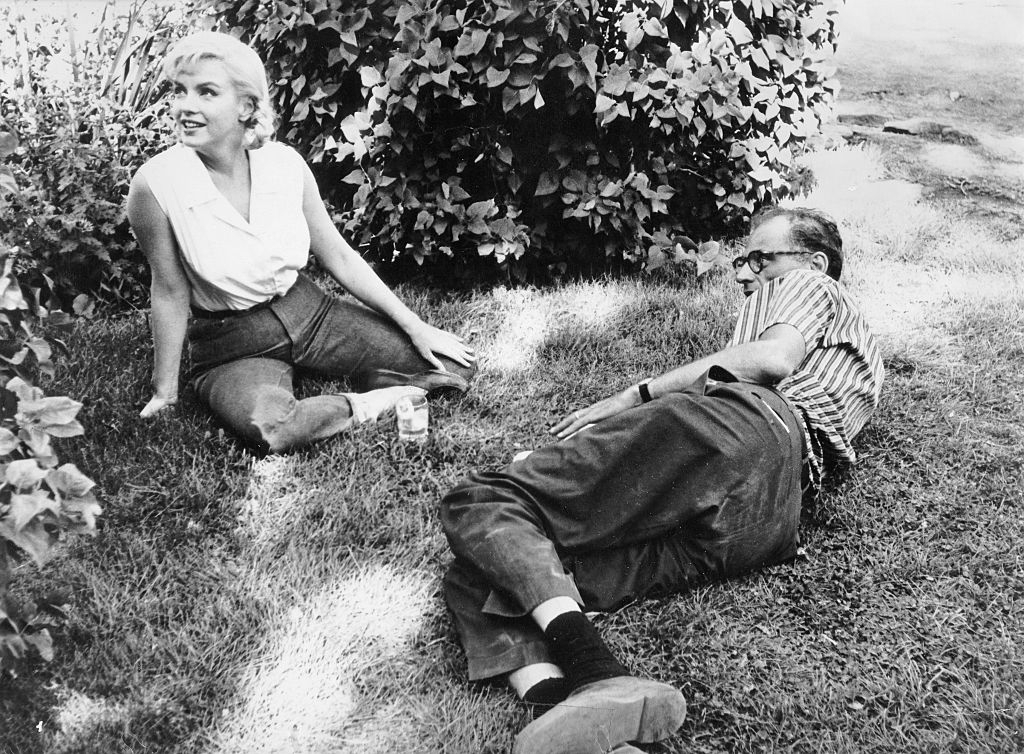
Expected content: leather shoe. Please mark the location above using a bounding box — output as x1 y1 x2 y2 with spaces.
512 676 686 754
363 368 470 397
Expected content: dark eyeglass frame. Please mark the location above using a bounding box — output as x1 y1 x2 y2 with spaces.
731 249 811 274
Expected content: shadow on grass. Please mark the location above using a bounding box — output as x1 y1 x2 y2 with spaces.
6 261 1022 752
3 273 737 753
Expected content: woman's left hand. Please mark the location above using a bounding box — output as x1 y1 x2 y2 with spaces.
406 321 476 369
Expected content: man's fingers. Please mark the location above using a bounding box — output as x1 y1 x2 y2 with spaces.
550 410 586 437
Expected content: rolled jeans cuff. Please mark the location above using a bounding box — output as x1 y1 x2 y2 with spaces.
467 639 553 682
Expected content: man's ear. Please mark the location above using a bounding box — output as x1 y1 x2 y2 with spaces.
809 251 829 274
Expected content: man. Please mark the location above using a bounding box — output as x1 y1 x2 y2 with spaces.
440 207 884 754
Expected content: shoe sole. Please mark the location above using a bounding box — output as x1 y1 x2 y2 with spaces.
512 677 686 754
363 369 469 398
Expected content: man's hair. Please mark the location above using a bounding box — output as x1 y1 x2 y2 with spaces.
750 206 843 281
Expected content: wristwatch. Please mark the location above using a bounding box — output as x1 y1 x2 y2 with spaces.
637 380 653 403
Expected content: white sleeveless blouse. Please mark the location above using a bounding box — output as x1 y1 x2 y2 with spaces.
136 141 310 311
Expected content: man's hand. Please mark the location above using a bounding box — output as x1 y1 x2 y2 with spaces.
140 393 178 419
405 321 476 370
549 385 641 440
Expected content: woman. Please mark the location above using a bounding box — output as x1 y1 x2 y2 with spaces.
127 32 476 453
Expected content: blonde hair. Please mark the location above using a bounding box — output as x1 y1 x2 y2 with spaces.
162 31 277 148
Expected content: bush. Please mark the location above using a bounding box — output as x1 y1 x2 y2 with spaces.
0 130 101 675
211 0 841 282
0 2 196 310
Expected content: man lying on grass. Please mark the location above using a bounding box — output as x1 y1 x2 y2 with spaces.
439 207 885 754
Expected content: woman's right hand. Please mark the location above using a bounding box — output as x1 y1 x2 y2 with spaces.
140 393 178 419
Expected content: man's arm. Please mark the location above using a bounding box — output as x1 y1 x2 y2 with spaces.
549 323 806 439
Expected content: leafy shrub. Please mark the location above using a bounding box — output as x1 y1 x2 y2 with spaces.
0 130 101 675
0 3 193 310
211 0 841 282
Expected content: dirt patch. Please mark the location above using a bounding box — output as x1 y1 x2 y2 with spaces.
921 143 988 178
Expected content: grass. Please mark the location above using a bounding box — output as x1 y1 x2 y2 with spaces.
3 2 1024 751
2 143 1022 751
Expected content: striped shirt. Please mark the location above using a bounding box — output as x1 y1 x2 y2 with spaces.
729 269 884 485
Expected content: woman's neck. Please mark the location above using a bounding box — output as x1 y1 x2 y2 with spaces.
194 142 248 178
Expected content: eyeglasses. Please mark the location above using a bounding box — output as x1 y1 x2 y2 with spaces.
731 250 811 274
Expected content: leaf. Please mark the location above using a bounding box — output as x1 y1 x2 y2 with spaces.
562 170 587 194
5 459 49 489
698 241 722 259
0 282 27 311
671 244 698 265
603 67 631 97
7 490 60 531
580 44 599 81
642 17 667 38
727 16 755 45
0 131 18 160
341 169 365 186
486 68 510 88
17 396 83 428
625 27 645 50
46 464 95 498
0 633 28 664
549 53 574 69
71 294 94 318
534 172 559 197
26 338 51 365
448 184 471 202
675 235 698 252
454 28 489 58
0 428 18 456
501 87 519 113
42 420 84 439
619 12 640 35
466 199 495 218
359 66 383 87
23 630 54 662
594 94 616 114
645 245 666 272
0 167 17 198
61 495 103 535
0 516 58 566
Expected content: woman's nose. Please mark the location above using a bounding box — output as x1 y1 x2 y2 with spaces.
174 90 198 113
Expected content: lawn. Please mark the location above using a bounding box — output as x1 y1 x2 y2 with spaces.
2 1 1023 752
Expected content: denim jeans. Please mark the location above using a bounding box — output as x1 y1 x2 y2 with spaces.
187 273 474 452
439 368 805 680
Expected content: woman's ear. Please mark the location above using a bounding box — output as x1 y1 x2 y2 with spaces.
238 97 256 125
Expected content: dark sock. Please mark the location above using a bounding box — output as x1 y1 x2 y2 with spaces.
522 676 573 717
543 611 629 691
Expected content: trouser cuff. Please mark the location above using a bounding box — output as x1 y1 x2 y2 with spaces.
466 639 553 682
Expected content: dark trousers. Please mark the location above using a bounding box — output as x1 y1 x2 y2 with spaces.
186 273 474 451
440 368 805 680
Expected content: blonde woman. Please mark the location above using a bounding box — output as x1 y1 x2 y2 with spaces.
127 31 475 452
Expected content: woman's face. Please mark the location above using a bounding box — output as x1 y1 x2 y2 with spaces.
169 58 253 153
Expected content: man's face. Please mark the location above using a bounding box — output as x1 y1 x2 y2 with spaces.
733 216 814 296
